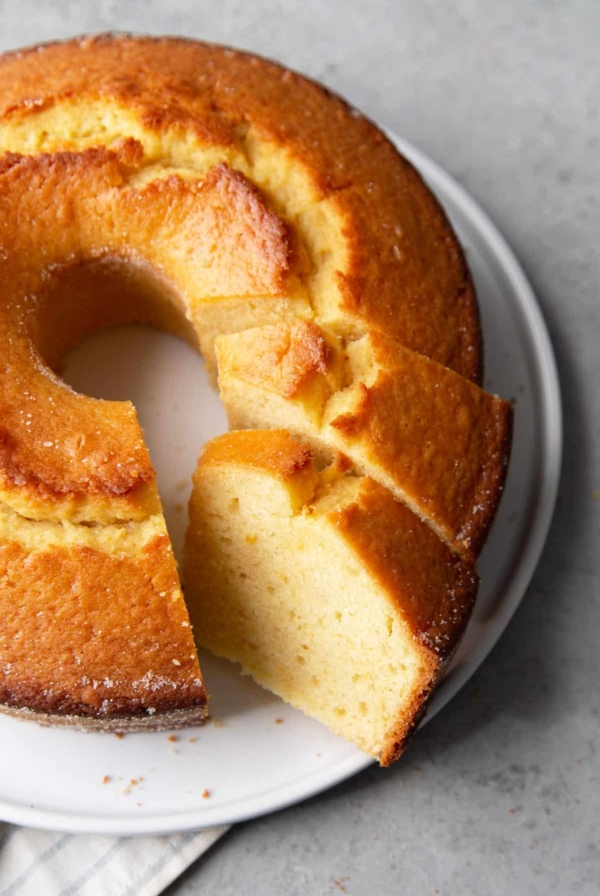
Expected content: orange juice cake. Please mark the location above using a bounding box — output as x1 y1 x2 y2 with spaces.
0 36 511 755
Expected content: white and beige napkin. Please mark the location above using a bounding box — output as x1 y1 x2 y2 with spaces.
0 823 229 896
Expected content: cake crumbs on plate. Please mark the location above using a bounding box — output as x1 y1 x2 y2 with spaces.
202 789 211 799
101 775 111 785
114 733 124 740
210 717 225 728
189 737 198 743
330 878 349 892
167 734 178 743
275 718 284 724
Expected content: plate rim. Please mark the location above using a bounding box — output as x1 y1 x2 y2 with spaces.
0 130 562 835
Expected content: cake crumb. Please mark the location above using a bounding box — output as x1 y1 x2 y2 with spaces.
102 775 111 785
114 733 124 740
331 878 349 892
275 718 284 724
189 737 198 743
202 789 211 799
130 778 139 787
136 802 143 807
211 718 225 728
175 503 184 512
167 735 178 743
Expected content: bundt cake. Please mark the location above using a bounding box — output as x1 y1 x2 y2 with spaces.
0 35 512 758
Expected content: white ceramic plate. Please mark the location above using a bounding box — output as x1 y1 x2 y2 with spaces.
0 131 561 835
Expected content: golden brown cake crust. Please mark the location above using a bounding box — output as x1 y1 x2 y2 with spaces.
200 430 316 482
0 33 482 383
0 534 207 719
329 333 514 556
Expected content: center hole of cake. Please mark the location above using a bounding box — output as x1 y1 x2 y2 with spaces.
63 327 227 560
40 258 228 563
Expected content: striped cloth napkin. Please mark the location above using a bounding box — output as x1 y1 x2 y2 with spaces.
0 823 229 896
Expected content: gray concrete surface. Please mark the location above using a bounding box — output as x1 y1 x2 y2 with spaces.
0 1 598 893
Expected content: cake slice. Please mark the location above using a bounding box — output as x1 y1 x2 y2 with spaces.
182 430 478 764
0 495 207 730
215 322 512 556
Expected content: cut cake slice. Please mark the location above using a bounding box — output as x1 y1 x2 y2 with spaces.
215 322 512 556
0 494 207 730
183 430 478 764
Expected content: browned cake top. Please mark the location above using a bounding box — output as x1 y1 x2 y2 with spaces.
0 34 481 382
200 429 316 481
0 530 206 717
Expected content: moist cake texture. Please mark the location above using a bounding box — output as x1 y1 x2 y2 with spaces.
184 431 479 765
